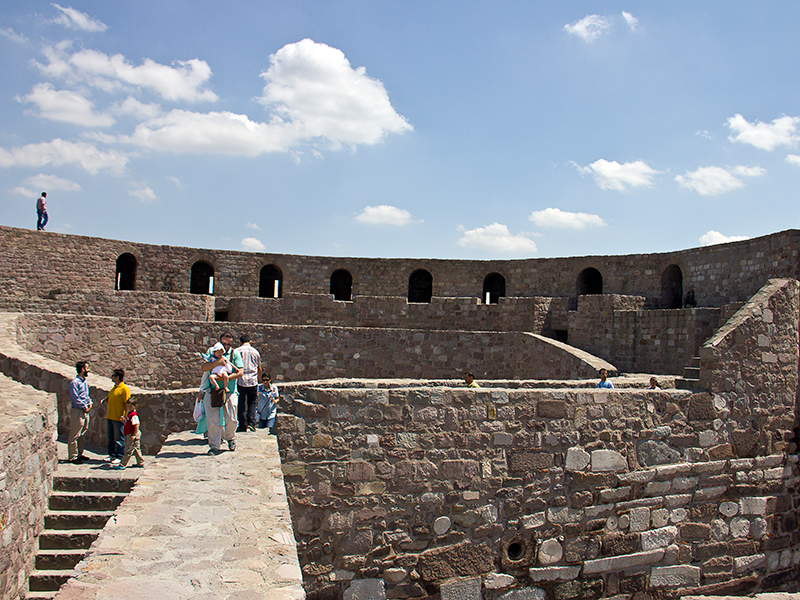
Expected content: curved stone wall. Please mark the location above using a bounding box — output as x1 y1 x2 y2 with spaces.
2 225 799 309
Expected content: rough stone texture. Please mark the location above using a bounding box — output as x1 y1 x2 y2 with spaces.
417 541 494 581
14 312 612 387
440 575 481 600
344 578 386 600
0 373 57 600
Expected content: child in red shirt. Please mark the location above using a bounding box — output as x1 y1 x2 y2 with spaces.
113 398 144 469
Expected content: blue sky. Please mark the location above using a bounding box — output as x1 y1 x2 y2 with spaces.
2 2 800 259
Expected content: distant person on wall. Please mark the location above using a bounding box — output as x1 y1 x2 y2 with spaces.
201 332 243 455
113 398 144 469
464 372 480 388
102 368 130 464
36 192 48 231
235 334 262 432
68 361 93 463
647 377 661 390
256 372 279 433
597 368 614 389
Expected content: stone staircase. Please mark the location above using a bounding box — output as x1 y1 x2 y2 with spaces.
26 472 136 599
675 356 701 390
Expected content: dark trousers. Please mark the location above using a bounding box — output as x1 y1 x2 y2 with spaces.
237 385 258 430
107 419 125 459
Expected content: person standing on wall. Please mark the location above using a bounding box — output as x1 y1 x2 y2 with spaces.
36 192 48 231
235 334 261 432
68 361 93 463
201 332 243 455
102 368 130 464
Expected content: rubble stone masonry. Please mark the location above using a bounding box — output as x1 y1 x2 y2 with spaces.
0 374 57 600
275 382 799 599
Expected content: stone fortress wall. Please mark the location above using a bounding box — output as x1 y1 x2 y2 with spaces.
273 278 800 599
2 224 800 378
0 224 798 598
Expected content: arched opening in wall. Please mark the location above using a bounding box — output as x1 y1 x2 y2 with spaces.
661 264 683 309
577 267 603 296
408 269 433 303
115 253 137 291
330 269 353 301
190 261 214 295
482 272 506 304
259 264 283 298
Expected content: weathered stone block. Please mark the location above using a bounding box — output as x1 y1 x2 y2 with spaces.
344 579 386 600
650 565 700 587
509 452 553 472
418 541 494 581
440 575 481 600
591 449 627 472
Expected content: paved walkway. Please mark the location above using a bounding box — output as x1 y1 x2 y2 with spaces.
53 430 305 600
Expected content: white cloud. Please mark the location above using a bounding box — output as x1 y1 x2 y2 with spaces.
128 185 156 202
123 109 284 155
257 39 412 150
675 165 764 196
564 15 611 42
695 130 714 140
166 176 183 188
241 237 266 252
51 4 108 32
786 154 800 166
11 173 82 198
35 45 218 102
577 159 659 191
726 114 800 151
19 82 114 127
732 165 766 177
0 138 128 174
529 207 606 229
355 205 414 226
457 223 537 255
244 222 261 230
0 28 29 44
699 230 750 246
113 96 162 120
622 12 638 30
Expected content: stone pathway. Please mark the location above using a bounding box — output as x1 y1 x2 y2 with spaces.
52 430 304 600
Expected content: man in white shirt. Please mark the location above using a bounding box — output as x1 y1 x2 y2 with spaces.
235 334 262 432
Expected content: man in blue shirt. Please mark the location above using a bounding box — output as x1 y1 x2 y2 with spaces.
68 361 93 463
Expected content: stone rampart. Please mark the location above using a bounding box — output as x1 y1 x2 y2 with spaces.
0 374 57 600
275 383 800 599
2 225 800 308
228 293 555 333
11 313 614 388
0 312 195 454
0 290 214 322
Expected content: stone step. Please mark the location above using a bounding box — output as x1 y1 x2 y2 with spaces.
49 491 128 512
23 592 58 600
54 474 136 494
686 356 701 368
28 570 74 592
38 530 100 550
44 510 114 530
675 378 701 390
35 549 85 570
683 366 700 379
